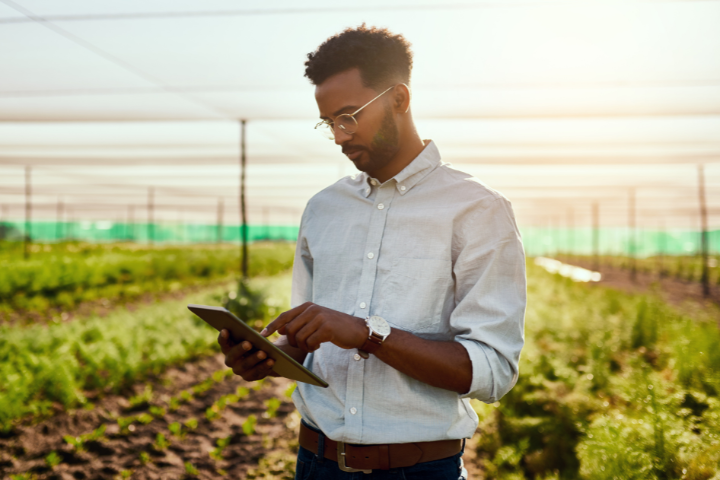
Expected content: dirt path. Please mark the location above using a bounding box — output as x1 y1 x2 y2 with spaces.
555 256 720 311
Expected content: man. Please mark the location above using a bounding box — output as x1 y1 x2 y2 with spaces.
219 25 526 479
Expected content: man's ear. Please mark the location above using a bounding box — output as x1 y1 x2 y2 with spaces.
392 84 411 113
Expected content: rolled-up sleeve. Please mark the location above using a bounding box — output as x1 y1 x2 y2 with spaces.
452 196 526 403
291 205 314 308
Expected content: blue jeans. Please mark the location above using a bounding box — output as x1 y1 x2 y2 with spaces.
294 425 466 480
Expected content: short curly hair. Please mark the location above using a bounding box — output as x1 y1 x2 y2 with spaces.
304 24 413 91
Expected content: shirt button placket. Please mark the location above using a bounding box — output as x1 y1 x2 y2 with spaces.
346 184 395 443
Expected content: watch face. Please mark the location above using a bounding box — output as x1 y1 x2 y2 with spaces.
368 315 391 336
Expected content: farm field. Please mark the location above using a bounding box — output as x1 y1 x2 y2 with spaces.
0 241 295 324
1 245 719 480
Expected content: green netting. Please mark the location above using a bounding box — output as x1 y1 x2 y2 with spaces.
1 221 718 258
521 227 720 257
0 221 299 244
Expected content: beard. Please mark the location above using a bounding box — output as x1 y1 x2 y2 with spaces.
348 105 400 173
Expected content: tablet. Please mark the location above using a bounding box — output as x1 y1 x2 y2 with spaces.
187 304 328 388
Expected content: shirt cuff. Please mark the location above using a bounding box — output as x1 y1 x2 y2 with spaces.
456 338 510 403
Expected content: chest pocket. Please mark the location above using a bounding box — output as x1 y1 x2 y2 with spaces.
379 258 453 333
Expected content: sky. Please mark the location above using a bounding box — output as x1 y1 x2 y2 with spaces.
1 0 719 230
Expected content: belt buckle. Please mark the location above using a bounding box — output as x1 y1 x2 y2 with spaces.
337 441 372 474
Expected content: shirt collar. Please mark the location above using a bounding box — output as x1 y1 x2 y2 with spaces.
361 140 441 198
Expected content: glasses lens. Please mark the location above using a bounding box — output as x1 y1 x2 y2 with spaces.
335 114 358 135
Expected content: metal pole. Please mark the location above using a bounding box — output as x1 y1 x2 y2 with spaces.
699 165 710 297
629 188 637 282
240 119 248 278
217 197 224 244
658 220 666 279
24 166 31 260
567 207 574 261
148 187 154 245
592 202 599 272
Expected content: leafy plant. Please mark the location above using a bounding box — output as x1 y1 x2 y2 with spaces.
44 451 63 469
242 414 257 436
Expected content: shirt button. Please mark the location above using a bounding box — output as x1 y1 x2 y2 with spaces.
350 407 357 415
400 185 406 191
353 353 361 361
365 188 370 195
367 252 374 259
370 179 378 186
377 203 385 210
359 302 367 309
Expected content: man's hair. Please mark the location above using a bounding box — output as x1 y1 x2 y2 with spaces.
304 24 413 91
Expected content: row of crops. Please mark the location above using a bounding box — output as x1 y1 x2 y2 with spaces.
473 263 720 479
0 241 294 318
2 241 719 479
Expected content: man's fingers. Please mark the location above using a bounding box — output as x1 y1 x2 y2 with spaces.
224 340 253 367
294 316 324 352
304 329 326 352
284 307 319 349
218 329 235 354
263 302 313 337
242 358 276 381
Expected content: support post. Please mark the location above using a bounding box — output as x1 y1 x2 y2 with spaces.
567 207 574 261
629 188 637 282
24 166 31 260
699 165 710 297
148 188 154 245
592 202 599 272
217 197 224 244
240 119 248 278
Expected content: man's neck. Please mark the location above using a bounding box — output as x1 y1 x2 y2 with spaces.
368 130 426 183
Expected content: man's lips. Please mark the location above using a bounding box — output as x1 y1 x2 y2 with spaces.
343 148 364 161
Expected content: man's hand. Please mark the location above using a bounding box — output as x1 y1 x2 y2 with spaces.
218 329 276 382
261 302 368 353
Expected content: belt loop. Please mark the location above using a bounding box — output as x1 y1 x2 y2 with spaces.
461 438 466 454
316 430 325 463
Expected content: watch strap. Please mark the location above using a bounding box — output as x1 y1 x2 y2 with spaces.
358 333 383 359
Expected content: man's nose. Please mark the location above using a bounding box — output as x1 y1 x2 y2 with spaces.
333 127 352 146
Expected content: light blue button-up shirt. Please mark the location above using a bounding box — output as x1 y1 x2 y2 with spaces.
291 140 526 444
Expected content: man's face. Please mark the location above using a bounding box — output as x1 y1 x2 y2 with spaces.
315 68 400 175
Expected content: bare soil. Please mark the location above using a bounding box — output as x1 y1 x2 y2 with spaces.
0 350 489 480
556 255 720 311
0 354 297 480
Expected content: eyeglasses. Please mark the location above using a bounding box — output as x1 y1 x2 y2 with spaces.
314 85 396 140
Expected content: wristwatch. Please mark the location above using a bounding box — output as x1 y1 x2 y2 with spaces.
358 315 391 359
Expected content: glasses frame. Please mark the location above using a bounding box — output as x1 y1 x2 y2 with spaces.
314 84 397 138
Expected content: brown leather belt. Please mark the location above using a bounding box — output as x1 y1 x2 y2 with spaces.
299 422 462 472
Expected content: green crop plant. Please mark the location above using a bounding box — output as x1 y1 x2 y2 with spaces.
128 385 153 410
168 421 184 439
184 417 199 430
63 424 107 452
184 461 200 476
0 242 294 319
44 451 63 469
209 435 232 461
153 432 170 451
0 273 291 431
242 414 257 436
472 261 720 479
264 397 281 418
